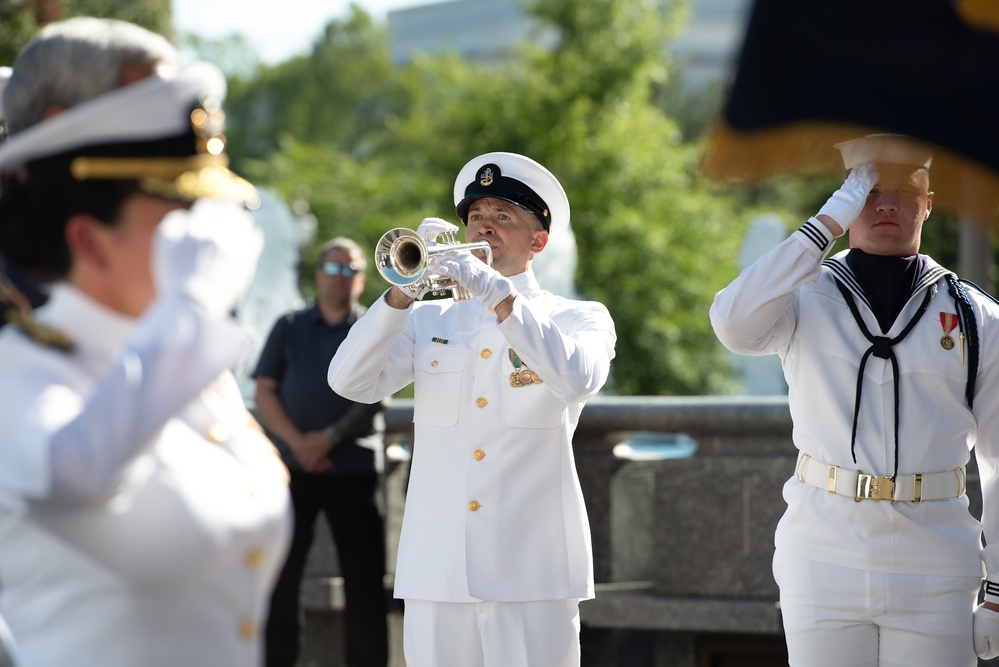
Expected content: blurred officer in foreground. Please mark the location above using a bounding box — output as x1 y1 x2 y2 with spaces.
0 18 291 667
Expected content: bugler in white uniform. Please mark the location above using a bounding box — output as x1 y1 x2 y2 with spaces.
329 269 612 601
328 152 615 665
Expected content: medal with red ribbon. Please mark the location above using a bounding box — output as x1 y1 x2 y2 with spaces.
939 312 958 351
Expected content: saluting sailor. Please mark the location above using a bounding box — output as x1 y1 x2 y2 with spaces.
328 152 617 667
711 133 999 667
0 18 291 667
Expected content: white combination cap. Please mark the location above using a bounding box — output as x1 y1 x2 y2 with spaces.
453 151 570 239
0 61 258 207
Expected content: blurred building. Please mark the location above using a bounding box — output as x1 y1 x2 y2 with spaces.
387 0 753 92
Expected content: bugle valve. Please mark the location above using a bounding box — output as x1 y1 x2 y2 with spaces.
375 227 492 301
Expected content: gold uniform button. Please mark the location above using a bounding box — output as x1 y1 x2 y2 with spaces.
476 397 488 408
468 500 481 512
481 348 492 359
239 619 257 639
431 360 439 368
473 449 486 460
246 547 265 569
206 423 230 443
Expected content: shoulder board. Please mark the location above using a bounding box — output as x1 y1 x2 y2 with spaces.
5 309 75 352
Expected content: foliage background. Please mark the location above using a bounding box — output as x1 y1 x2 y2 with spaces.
0 0 972 397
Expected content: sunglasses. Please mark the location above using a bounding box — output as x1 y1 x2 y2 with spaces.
320 261 360 277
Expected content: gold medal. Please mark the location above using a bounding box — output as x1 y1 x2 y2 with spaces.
507 348 543 387
939 312 958 352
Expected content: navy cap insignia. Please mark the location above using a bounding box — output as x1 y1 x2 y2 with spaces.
479 167 494 187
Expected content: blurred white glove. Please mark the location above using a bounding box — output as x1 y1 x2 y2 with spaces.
435 251 514 309
975 604 999 659
416 217 459 242
153 198 263 319
817 161 880 233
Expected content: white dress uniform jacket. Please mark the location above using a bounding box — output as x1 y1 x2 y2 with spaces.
328 270 616 602
0 285 292 667
710 219 999 580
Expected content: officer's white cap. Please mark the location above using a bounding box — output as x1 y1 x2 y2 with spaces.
834 133 933 170
0 61 258 207
453 151 570 239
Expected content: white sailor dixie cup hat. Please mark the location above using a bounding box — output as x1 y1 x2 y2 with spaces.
834 133 934 171
0 61 258 207
453 151 570 239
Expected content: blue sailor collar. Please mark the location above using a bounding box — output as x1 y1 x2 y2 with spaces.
823 250 951 312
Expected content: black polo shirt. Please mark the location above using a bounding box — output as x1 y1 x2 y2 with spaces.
252 303 383 475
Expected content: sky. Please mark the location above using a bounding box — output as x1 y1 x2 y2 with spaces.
171 0 444 65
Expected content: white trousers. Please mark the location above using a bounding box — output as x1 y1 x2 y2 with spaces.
402 599 581 667
774 549 980 667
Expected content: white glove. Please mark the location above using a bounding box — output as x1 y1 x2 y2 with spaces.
397 281 436 301
975 604 999 659
153 198 263 319
435 251 514 309
817 161 879 233
416 217 459 242
392 218 461 301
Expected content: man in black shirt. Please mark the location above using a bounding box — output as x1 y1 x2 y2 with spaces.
254 236 388 667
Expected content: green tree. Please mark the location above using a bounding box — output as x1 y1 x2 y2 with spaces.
60 0 171 35
176 32 260 80
0 0 35 65
225 0 780 396
0 0 171 66
224 6 405 163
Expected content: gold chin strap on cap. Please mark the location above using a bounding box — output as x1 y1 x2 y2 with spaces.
69 154 261 209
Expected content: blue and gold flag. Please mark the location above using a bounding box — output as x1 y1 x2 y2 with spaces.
701 0 999 227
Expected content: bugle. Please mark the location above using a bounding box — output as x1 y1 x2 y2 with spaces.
375 227 492 301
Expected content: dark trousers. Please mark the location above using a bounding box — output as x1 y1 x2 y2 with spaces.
265 471 389 667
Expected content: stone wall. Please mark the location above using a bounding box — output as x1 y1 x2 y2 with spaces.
301 395 986 667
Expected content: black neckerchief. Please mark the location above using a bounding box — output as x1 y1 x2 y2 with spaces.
847 249 924 333
834 279 936 479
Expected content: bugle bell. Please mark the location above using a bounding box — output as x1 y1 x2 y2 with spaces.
375 227 492 301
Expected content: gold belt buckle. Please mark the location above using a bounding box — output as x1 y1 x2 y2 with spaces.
855 473 895 502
